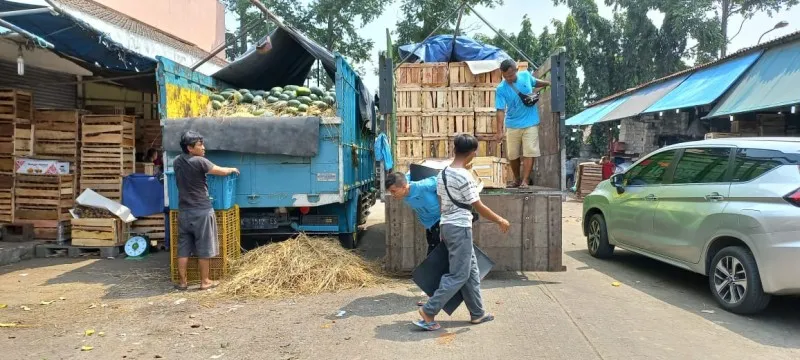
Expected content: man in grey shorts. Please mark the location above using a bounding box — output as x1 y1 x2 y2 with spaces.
174 130 239 291
414 134 511 331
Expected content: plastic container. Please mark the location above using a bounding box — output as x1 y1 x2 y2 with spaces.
169 206 241 284
166 171 238 210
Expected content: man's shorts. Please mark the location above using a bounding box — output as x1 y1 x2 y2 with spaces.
506 125 541 160
177 208 219 258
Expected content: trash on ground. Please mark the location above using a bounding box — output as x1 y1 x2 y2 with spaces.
701 309 716 314
85 329 95 336
20 306 30 311
0 304 7 309
40 300 54 305
59 297 66 301
336 310 346 317
611 281 622 287
0 323 18 327
175 298 187 305
98 332 105 337
210 354 224 359
218 234 387 299
88 303 97 309
81 345 93 351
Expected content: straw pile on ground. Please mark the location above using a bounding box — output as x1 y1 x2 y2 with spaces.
219 234 388 299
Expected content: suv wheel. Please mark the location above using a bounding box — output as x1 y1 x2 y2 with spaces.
708 246 771 314
587 214 614 258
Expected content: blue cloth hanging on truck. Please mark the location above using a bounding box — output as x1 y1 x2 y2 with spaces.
122 175 165 217
398 35 512 63
374 133 393 170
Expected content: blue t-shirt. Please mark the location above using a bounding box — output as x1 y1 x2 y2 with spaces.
495 71 540 129
403 174 441 229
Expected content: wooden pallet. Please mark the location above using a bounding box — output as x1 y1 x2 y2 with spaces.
448 112 475 135
33 109 83 163
395 63 449 88
81 115 135 147
35 242 121 258
79 176 123 202
421 88 448 113
475 111 498 135
71 218 127 247
396 136 451 159
395 64 423 88
473 87 497 112
13 219 71 242
0 89 33 123
81 146 135 177
396 87 423 112
396 112 422 137
470 156 509 189
131 213 166 243
576 163 603 198
447 87 473 113
421 113 449 137
0 173 12 223
0 223 34 242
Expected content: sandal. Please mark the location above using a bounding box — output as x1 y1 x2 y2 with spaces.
412 319 441 331
174 284 188 291
470 313 495 324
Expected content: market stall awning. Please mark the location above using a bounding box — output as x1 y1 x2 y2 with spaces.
706 41 800 118
597 75 688 122
646 51 762 113
565 96 628 126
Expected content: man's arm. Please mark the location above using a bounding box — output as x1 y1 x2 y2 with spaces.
494 110 505 141
207 162 239 176
534 77 550 88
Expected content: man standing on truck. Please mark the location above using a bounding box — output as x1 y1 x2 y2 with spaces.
494 59 551 188
414 134 510 331
174 130 239 291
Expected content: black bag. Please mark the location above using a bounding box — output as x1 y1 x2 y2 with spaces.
509 81 539 107
441 167 479 223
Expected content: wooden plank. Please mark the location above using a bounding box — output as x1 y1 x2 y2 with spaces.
447 87 473 113
396 87 423 112
474 111 497 135
547 195 563 271
81 147 135 176
448 62 476 86
421 88 448 113
395 64 423 88
420 63 449 87
473 87 496 112
531 194 550 271
71 218 125 246
533 57 561 189
0 89 33 122
447 112 475 135
470 157 508 189
396 112 422 136
420 113 449 137
81 115 136 147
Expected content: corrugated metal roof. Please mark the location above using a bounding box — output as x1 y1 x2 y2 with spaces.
705 40 800 118
645 51 763 113
588 30 800 108
596 75 687 122
565 96 628 126
55 0 228 68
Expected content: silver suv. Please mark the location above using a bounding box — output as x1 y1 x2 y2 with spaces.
582 138 800 314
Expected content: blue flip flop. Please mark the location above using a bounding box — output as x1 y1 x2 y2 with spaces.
412 319 441 331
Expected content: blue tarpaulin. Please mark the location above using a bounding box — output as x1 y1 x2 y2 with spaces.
122 175 164 218
565 97 628 126
398 35 511 63
646 51 763 113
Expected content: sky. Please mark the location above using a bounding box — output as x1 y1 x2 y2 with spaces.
226 0 800 93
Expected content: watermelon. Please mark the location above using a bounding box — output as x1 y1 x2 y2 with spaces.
239 89 251 94
271 86 284 93
211 100 223 110
322 95 335 105
286 107 299 115
297 96 312 105
296 87 312 96
285 85 299 92
223 88 236 93
251 108 267 116
253 90 268 97
220 92 233 100
210 94 225 102
278 94 291 101
273 101 288 110
312 100 328 109
309 94 319 101
310 86 325 97
241 93 255 103
287 100 302 108
283 90 297 99
297 104 309 112
266 96 279 104
232 91 243 103
253 95 265 105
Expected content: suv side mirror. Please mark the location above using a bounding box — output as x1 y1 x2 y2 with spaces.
611 174 625 194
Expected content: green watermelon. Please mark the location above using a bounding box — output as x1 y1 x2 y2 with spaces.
296 87 312 96
310 86 325 97
266 96 279 104
285 85 299 92
309 94 319 101
253 95 265 105
278 94 291 101
322 95 335 105
210 94 225 102
283 90 297 99
253 90 268 97
220 91 233 100
297 96 313 105
297 104 309 113
211 100 223 110
232 91 244 104
223 88 236 93
287 100 302 108
239 88 251 94
271 86 284 93
241 93 255 103
312 100 328 109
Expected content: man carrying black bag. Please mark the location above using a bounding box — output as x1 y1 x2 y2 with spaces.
413 134 510 331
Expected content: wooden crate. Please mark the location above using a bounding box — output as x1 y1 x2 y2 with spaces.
475 111 498 135
448 112 475 135
396 136 451 159
13 174 74 221
33 109 83 163
81 115 135 147
395 63 449 88
397 112 422 136
396 87 423 112
0 122 13 156
421 88 448 112
81 147 135 177
386 188 563 272
470 136 506 158
79 176 123 202
576 163 602 199
421 113 449 137
447 87 473 112
473 87 497 112
137 118 162 153
71 218 127 247
758 114 785 136
1 122 32 158
136 162 156 175
0 155 12 174
0 174 12 223
448 62 476 86
392 157 422 174
0 89 33 123
131 213 166 245
470 157 508 189
395 64 422 88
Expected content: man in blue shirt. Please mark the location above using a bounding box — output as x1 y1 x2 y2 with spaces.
494 59 550 188
385 172 441 254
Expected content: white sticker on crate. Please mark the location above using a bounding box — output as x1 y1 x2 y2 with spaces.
316 172 337 182
14 158 71 175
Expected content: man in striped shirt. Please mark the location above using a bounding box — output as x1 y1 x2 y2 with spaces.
414 134 511 331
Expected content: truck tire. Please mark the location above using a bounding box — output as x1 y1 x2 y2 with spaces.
708 246 771 314
339 232 357 249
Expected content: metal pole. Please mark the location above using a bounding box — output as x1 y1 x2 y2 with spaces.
463 2 537 68
190 16 265 70
393 2 467 71
0 18 54 48
450 9 464 61
49 72 156 85
0 8 56 18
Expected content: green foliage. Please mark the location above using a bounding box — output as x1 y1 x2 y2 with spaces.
395 0 504 47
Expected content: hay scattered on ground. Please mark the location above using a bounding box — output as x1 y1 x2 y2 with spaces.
218 234 388 299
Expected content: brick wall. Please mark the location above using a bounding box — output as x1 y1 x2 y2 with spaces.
619 112 707 156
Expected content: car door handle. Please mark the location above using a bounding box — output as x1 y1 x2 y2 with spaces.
705 193 725 201
644 194 658 201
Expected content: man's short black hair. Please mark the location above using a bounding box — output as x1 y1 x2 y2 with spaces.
180 131 204 154
385 172 407 190
453 133 479 156
500 59 517 73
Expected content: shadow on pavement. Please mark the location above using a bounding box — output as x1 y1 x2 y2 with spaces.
374 320 472 342
327 293 419 320
567 249 800 349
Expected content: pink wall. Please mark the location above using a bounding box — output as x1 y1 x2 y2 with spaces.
93 0 225 54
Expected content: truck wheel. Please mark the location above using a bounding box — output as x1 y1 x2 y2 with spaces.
708 246 771 314
339 232 357 249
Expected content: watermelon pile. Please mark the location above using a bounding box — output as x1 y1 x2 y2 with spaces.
204 85 337 118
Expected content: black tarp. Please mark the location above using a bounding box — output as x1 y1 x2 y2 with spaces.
212 25 375 130
163 116 320 157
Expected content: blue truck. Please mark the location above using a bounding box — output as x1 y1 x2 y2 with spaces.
156 46 377 248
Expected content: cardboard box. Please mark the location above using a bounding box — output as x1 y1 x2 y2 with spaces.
14 158 70 175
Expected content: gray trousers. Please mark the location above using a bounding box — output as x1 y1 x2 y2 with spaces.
422 224 485 319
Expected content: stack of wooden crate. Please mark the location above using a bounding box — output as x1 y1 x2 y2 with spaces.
0 89 34 225
79 115 135 201
575 162 603 199
393 62 527 179
131 213 166 249
14 174 75 241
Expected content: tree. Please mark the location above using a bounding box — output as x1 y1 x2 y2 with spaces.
719 0 798 56
395 0 503 46
221 0 304 60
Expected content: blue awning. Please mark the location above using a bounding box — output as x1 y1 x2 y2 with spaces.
598 75 687 122
706 41 800 118
0 2 156 74
565 96 628 126
646 51 762 113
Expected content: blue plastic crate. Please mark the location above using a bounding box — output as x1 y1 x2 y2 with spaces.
166 171 238 210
